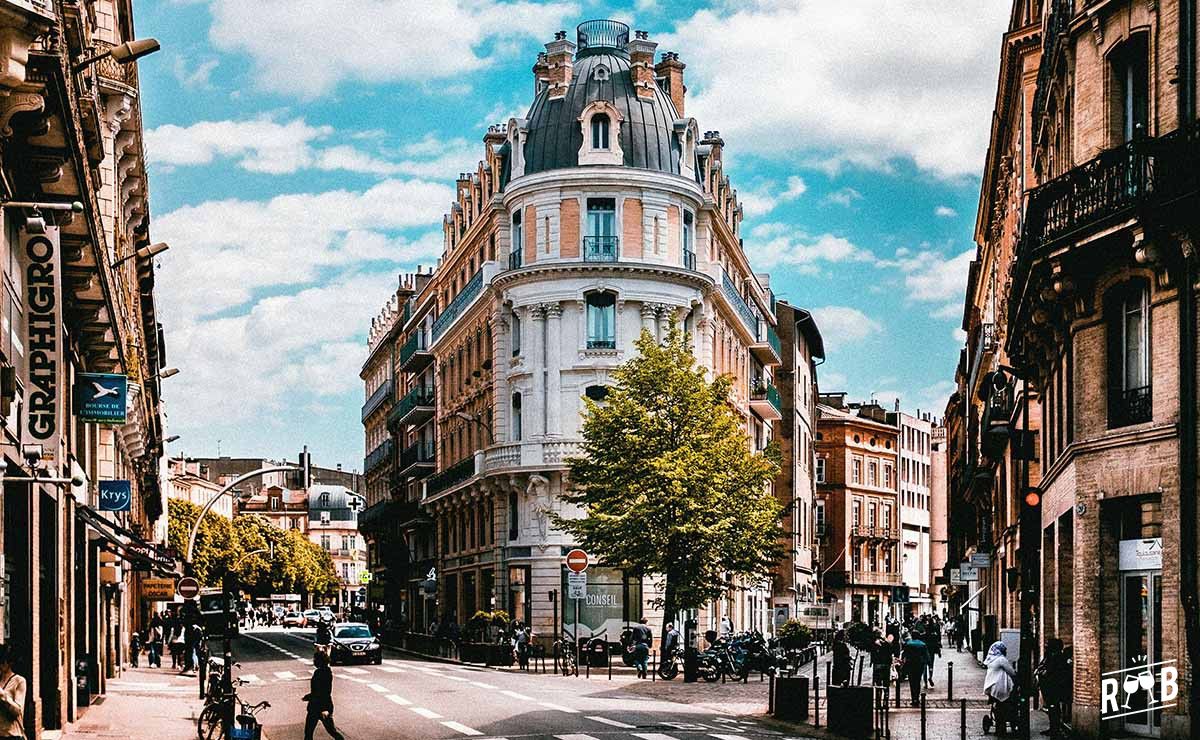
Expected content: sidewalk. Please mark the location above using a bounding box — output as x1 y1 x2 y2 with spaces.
59 664 205 740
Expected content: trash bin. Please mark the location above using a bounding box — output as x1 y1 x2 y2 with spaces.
586 639 609 667
773 676 809 721
827 685 873 738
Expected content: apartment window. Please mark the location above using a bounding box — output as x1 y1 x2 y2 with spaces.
883 505 892 531
883 464 893 490
1107 279 1151 427
585 291 616 349
1112 34 1150 143
511 392 523 441
883 546 893 574
270 497 280 511
867 461 878 486
585 198 617 261
852 457 862 484
815 501 825 536
682 211 695 268
852 500 861 527
591 113 610 149
868 503 877 529
511 313 521 356
815 457 826 484
320 534 331 550
869 547 877 572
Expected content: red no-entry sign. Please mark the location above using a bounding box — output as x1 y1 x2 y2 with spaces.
565 549 589 573
177 577 200 599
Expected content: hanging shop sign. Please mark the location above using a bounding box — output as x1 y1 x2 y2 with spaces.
21 226 63 467
141 578 177 601
76 372 128 424
125 541 177 572
970 552 992 568
98 480 132 512
1118 538 1163 571
959 563 979 582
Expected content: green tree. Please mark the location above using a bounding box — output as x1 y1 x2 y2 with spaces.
168 498 242 586
556 329 783 646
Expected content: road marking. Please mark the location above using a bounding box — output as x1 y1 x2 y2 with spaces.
709 735 749 740
385 694 411 706
586 717 635 729
367 683 389 693
240 674 261 683
377 665 404 673
440 721 483 736
470 681 498 689
554 735 600 740
538 701 579 714
631 734 681 740
273 671 296 680
500 690 534 702
342 667 369 674
441 674 471 682
409 707 442 719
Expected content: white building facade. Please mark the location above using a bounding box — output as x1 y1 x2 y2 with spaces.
890 410 937 615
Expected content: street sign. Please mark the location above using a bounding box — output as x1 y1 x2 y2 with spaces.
98 480 132 512
359 571 373 584
567 572 587 599
950 569 966 585
970 552 992 568
142 578 176 601
177 577 200 599
76 372 128 424
959 563 979 582
565 548 589 573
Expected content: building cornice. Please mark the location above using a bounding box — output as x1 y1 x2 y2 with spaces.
491 259 714 293
502 165 706 206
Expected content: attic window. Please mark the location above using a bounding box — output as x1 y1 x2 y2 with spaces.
591 114 610 149
592 64 610 82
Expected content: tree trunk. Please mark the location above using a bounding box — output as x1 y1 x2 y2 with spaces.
660 575 677 649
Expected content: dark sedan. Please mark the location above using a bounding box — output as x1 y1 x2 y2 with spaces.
329 623 383 665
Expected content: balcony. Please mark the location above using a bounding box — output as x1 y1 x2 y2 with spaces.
425 455 479 499
363 439 393 475
399 331 432 373
583 235 618 262
483 439 584 472
980 379 1014 459
682 249 697 271
1109 384 1152 428
508 250 523 270
388 386 435 430
398 441 436 478
750 321 782 365
361 378 393 422
721 271 758 334
431 269 484 343
847 570 902 586
749 380 782 421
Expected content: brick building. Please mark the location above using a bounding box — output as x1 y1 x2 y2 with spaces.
815 395 902 625
947 0 1199 736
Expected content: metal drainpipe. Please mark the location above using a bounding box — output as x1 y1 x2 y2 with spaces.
1176 1 1200 736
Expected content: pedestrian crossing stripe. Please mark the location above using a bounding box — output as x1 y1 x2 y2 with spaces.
385 694 411 706
470 681 497 689
500 690 534 701
342 667 369 674
538 701 579 714
272 671 295 679
240 674 261 683
440 721 483 736
554 735 600 740
409 707 442 719
377 666 403 673
586 717 635 729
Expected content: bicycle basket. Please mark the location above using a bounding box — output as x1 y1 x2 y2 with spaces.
230 719 261 740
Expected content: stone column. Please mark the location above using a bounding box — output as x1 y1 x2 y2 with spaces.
529 305 547 437
544 302 563 436
640 303 658 341
656 303 673 341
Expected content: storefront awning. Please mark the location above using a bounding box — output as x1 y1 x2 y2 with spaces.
76 504 178 576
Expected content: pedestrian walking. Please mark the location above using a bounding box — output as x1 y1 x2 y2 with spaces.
983 641 1017 734
0 644 27 740
1036 638 1071 738
900 634 927 706
302 650 345 740
719 615 733 639
831 630 851 686
631 618 653 679
869 632 893 687
168 621 185 669
129 631 141 669
147 616 163 668
514 622 529 670
923 618 941 687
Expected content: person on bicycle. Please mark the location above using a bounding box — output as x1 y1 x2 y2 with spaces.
631 617 653 679
302 650 345 740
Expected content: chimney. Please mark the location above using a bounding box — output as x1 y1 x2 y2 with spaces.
627 30 658 101
544 31 575 100
701 130 724 163
336 463 342 471
654 51 686 115
532 52 549 96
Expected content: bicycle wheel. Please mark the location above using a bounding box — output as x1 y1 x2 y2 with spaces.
197 704 223 740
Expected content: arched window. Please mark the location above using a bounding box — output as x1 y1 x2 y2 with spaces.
585 291 616 349
591 113 610 150
511 392 523 441
1107 279 1151 427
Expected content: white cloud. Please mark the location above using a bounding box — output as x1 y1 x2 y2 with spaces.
810 306 883 350
934 205 958 218
822 187 862 208
746 231 873 272
738 175 808 217
172 55 219 89
818 370 848 391
205 0 580 98
881 247 974 303
660 1 1008 178
932 301 963 320
871 381 956 418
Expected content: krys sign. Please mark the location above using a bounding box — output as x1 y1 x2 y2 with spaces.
22 227 63 467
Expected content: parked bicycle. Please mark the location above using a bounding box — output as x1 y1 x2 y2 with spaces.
197 682 269 740
553 638 577 676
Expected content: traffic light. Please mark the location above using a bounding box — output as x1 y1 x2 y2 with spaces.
298 446 312 489
1023 486 1042 508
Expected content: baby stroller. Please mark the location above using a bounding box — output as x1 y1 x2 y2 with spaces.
982 683 1020 735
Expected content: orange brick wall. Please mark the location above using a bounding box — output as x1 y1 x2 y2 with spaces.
666 205 680 263
524 204 536 265
560 199 579 258
622 198 643 258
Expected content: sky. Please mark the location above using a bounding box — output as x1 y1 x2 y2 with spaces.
136 0 1012 472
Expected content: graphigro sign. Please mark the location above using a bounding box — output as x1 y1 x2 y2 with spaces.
1100 658 1178 722
22 227 62 466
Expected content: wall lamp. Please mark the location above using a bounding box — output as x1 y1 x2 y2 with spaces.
73 39 162 73
164 435 181 444
112 242 168 268
153 367 180 380
2 200 84 235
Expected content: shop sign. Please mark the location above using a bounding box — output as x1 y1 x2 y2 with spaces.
1118 538 1163 571
76 372 128 424
950 569 966 585
21 226 63 467
126 541 176 571
359 571 373 584
141 578 176 601
970 552 992 568
98 480 132 512
802 606 830 618
959 563 979 582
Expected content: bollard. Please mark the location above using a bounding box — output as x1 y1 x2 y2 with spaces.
813 649 818 680
947 661 953 702
920 691 927 740
651 651 657 682
895 677 901 709
608 653 612 681
768 672 775 715
826 658 832 688
586 655 590 679
814 676 820 728
960 697 967 740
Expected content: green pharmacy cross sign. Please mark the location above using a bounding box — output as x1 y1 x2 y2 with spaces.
76 373 127 424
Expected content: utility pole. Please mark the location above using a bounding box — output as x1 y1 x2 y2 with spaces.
1017 381 1039 740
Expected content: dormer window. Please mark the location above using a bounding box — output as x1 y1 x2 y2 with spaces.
591 114 610 150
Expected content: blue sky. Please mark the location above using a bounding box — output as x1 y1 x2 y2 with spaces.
138 0 1011 471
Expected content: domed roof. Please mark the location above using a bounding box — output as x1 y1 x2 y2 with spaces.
522 31 692 178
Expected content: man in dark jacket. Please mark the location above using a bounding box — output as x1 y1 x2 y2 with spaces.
631 618 653 679
901 636 928 707
303 650 345 740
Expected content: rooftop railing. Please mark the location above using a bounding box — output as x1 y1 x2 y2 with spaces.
576 19 630 50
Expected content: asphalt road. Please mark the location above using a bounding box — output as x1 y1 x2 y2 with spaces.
224 627 802 740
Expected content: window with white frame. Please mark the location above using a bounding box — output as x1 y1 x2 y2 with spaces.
585 291 616 349
815 457 826 484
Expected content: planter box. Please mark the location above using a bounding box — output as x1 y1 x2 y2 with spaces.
773 676 809 721
827 685 874 738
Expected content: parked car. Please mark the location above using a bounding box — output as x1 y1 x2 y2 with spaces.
329 623 382 665
303 609 321 626
282 611 305 628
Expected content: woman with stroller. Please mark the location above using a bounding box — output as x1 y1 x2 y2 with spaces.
983 641 1018 734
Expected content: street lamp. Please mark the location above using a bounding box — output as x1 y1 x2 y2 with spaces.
2 200 83 235
153 368 180 380
72 38 161 72
164 435 181 444
113 242 169 268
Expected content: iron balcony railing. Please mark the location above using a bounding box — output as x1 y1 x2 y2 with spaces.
509 250 523 270
389 385 435 428
683 249 697 271
758 324 781 356
399 331 428 368
722 272 757 333
583 235 618 262
1110 385 1152 428
425 456 477 498
360 378 393 422
586 338 616 350
576 19 630 50
750 380 781 414
363 438 393 474
431 270 483 342
399 441 436 472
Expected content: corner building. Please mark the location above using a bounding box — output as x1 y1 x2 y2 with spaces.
364 20 801 645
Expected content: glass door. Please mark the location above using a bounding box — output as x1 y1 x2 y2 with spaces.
1120 571 1163 736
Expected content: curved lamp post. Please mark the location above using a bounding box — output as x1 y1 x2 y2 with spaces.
185 465 298 564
